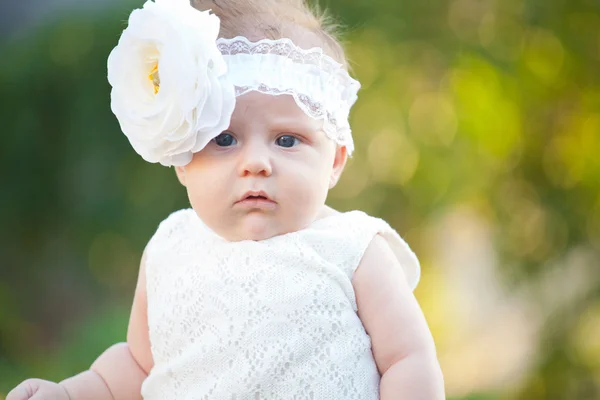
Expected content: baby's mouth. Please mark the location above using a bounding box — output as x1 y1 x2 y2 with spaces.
235 191 277 209
239 190 273 202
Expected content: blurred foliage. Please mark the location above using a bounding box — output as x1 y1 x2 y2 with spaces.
1 0 599 399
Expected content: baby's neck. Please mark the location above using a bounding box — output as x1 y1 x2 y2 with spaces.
315 205 340 221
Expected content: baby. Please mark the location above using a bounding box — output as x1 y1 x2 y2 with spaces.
8 0 445 399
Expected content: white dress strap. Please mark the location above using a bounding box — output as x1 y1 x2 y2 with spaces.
304 210 421 291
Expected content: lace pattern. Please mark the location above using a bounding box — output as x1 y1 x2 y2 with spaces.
141 209 420 399
217 37 360 154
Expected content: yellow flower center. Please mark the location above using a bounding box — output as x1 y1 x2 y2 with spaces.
149 64 160 94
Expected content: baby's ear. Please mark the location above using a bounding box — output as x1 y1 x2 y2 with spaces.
329 145 348 189
175 166 187 187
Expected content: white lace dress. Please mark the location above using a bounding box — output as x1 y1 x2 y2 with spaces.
140 208 420 400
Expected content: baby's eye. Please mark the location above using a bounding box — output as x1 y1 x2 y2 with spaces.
276 135 300 148
213 132 237 147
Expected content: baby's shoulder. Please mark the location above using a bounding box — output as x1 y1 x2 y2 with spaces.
306 207 421 290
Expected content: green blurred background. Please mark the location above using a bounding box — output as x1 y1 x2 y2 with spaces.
1 0 599 398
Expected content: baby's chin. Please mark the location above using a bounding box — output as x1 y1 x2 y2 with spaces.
212 213 305 242
215 226 284 242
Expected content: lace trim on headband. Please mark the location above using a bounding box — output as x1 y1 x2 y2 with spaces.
233 84 350 148
217 37 359 154
217 37 351 75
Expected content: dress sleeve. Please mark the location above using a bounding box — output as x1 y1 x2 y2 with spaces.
370 217 421 291
144 208 197 301
304 211 421 291
145 209 195 261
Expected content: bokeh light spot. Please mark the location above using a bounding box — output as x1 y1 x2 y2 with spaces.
367 128 420 185
408 92 457 146
522 28 565 85
569 300 600 369
448 58 522 159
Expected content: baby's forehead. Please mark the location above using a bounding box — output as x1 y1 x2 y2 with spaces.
230 91 324 132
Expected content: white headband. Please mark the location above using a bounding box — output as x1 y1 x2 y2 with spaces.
217 36 360 155
107 0 360 166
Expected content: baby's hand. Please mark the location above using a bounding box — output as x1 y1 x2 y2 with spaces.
6 379 71 400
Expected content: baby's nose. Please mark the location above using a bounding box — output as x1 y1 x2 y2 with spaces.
238 145 272 177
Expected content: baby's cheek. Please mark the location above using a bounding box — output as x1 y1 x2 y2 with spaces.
186 177 217 210
301 163 331 195
284 172 328 215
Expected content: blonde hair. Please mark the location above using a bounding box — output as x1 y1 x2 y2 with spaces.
192 0 348 68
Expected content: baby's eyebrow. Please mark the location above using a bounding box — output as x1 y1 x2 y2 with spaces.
268 115 323 132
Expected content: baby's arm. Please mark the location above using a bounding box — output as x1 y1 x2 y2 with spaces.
7 252 153 400
64 249 153 399
353 235 445 399
60 342 147 400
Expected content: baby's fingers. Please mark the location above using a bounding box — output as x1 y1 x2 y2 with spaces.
6 379 39 400
6 379 67 400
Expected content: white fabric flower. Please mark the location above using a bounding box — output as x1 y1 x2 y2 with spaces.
107 0 235 166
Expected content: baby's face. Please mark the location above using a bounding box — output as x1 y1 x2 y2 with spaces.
176 92 346 241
